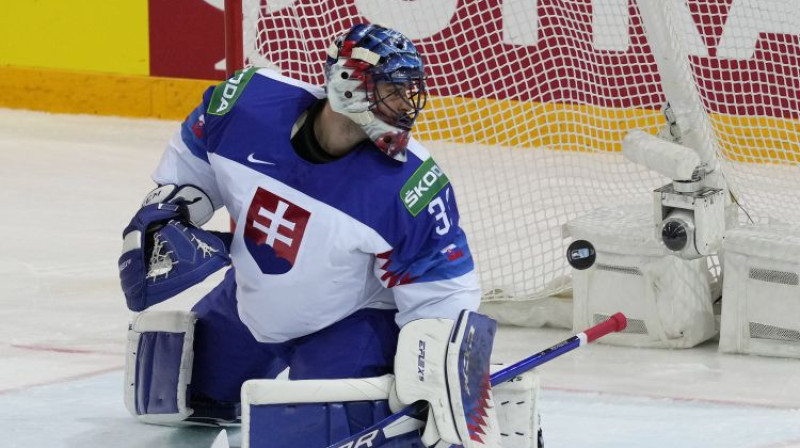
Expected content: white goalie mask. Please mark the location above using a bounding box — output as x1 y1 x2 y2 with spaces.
324 23 428 162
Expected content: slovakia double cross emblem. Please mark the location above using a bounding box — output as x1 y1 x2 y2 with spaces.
244 187 310 274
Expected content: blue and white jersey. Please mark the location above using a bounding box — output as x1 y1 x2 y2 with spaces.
152 68 480 343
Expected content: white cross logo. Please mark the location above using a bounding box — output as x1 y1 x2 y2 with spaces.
252 201 296 247
244 187 310 271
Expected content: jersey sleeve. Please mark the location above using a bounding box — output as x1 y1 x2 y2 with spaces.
374 163 482 326
151 80 234 211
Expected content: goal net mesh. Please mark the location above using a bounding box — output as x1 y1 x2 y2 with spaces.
239 0 800 307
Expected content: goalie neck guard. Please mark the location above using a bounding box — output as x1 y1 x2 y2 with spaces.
324 23 427 163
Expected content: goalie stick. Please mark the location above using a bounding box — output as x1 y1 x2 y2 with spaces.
323 312 628 448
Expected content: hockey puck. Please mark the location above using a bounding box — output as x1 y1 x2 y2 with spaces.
566 239 596 270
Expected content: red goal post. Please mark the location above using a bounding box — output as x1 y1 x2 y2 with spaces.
223 0 800 322
224 0 244 78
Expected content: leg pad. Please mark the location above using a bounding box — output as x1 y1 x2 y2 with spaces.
125 310 196 424
241 375 423 448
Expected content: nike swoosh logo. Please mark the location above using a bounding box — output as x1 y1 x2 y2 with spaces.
247 153 276 166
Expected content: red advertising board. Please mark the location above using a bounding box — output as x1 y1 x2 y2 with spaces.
148 0 800 118
148 0 226 81
252 0 799 118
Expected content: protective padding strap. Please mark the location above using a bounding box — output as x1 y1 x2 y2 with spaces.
351 47 381 65
242 376 421 448
125 310 196 424
327 42 339 59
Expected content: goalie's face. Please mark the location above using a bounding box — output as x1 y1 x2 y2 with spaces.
370 78 427 131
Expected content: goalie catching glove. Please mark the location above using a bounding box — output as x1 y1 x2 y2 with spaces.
392 310 502 447
119 185 230 312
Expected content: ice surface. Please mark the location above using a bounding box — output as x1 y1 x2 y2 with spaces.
2 108 800 447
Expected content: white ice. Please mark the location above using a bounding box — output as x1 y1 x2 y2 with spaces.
1 108 800 448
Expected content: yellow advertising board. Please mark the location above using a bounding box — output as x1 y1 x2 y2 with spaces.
0 0 149 75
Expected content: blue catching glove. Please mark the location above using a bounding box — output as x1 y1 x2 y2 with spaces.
119 203 231 312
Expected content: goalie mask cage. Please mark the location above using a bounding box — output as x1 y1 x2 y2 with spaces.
224 0 800 311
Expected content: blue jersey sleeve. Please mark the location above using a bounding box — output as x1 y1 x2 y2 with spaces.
380 186 474 285
374 159 481 325
178 97 213 163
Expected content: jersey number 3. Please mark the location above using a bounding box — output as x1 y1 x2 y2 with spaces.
428 197 450 235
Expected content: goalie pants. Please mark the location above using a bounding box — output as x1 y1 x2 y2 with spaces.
189 269 400 404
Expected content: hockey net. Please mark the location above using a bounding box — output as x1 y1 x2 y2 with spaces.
229 0 800 321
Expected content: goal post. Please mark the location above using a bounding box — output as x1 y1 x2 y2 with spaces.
226 0 800 323
223 0 244 78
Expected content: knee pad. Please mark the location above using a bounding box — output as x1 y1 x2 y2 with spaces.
240 375 423 448
125 310 196 425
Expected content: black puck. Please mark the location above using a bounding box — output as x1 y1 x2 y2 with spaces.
566 239 596 270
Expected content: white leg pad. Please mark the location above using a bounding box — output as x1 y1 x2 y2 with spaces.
492 367 541 448
241 375 397 448
240 370 540 448
125 310 196 424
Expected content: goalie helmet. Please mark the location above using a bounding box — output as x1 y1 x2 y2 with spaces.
325 23 427 162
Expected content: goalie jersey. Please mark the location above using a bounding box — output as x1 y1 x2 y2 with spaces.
152 68 480 343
